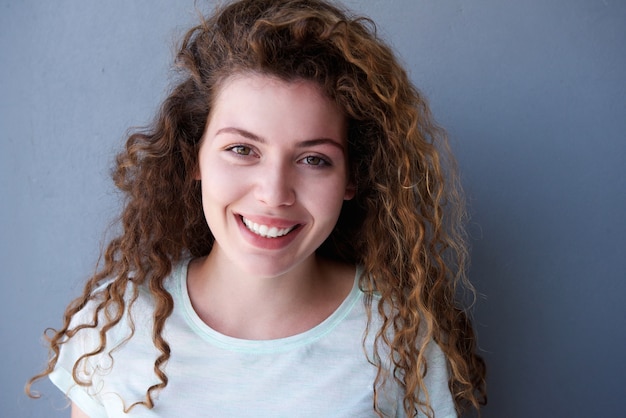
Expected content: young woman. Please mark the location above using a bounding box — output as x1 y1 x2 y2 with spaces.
28 0 487 416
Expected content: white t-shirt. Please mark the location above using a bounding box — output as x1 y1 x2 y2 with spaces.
50 260 456 417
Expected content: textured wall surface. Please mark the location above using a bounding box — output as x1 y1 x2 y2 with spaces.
1 1 624 417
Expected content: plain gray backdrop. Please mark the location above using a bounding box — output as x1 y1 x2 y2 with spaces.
1 1 624 417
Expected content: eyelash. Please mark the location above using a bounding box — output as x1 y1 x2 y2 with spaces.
300 155 330 167
224 145 331 167
226 145 255 156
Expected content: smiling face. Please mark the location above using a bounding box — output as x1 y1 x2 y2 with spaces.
197 74 354 278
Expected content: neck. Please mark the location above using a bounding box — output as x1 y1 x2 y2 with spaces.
186 250 354 340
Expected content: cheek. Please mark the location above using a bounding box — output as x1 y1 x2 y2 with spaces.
199 153 242 194
199 162 242 215
201 173 240 206
200 178 241 239
305 177 350 220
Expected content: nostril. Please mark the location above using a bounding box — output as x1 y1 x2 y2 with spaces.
254 174 296 207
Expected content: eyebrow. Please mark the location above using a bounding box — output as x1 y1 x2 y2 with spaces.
215 127 345 153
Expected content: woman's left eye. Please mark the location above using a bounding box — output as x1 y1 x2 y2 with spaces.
301 156 329 166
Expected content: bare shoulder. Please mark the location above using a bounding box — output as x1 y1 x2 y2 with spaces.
71 403 90 418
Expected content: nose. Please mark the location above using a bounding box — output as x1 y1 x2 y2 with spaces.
254 161 296 207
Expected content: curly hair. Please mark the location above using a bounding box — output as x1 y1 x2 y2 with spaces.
27 0 486 416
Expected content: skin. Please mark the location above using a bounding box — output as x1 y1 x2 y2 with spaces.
188 74 356 340
71 404 88 418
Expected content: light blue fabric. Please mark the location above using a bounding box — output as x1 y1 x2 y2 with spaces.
49 260 456 417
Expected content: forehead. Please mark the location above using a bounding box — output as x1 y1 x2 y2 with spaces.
207 73 347 144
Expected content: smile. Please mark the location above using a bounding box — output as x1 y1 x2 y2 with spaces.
241 217 298 238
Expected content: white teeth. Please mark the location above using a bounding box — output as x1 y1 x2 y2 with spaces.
242 217 295 238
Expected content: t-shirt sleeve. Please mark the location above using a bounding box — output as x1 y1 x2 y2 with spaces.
48 301 109 418
396 340 458 418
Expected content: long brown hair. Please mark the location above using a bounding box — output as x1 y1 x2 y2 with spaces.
27 0 486 416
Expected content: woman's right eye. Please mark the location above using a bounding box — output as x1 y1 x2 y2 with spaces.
227 145 253 156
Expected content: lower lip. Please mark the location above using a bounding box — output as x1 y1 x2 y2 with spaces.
236 215 302 250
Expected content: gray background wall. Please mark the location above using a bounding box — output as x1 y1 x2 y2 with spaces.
1 1 624 417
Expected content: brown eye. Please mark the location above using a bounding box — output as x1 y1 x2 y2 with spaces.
230 145 252 156
302 156 329 166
